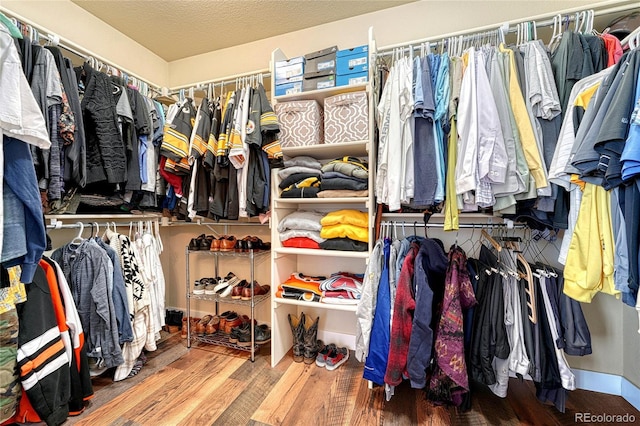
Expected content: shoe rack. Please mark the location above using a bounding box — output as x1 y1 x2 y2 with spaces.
269 28 377 367
185 247 270 362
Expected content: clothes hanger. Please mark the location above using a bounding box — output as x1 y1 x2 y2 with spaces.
0 13 23 39
70 222 85 246
481 228 502 252
516 251 537 323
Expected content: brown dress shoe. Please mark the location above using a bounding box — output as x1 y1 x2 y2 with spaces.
218 310 233 331
209 237 221 251
223 313 242 334
220 236 237 251
231 280 250 299
205 315 220 334
195 315 212 336
241 281 271 300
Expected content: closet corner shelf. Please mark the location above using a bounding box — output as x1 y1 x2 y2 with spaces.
274 196 369 207
273 247 369 258
274 82 369 104
281 140 369 159
274 297 358 312
189 292 270 307
186 249 271 259
189 331 262 352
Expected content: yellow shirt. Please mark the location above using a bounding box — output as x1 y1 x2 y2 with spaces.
499 44 547 189
564 183 618 302
444 117 459 231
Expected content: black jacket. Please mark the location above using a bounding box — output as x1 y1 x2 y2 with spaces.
77 63 126 184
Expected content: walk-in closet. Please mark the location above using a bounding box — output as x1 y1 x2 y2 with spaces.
1 1 640 425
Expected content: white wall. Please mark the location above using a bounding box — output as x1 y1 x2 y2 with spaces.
168 0 634 88
2 0 169 87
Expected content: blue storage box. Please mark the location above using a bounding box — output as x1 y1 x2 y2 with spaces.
275 81 303 96
336 71 368 87
337 45 369 75
275 56 305 85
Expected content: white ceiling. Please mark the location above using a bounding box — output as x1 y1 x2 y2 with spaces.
71 0 416 62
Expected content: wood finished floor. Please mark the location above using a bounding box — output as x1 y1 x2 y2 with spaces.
65 333 640 426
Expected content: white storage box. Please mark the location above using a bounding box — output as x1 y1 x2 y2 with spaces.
324 92 369 144
275 100 324 147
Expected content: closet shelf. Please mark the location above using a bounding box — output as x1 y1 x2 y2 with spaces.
186 249 271 259
274 83 368 105
273 247 369 258
274 297 358 312
281 140 369 159
381 212 504 222
273 197 369 206
189 292 270 307
46 213 162 221
190 331 262 352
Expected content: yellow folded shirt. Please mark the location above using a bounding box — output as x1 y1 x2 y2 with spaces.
320 223 369 243
320 209 369 228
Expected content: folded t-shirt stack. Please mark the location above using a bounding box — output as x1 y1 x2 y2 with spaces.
279 156 322 198
319 209 369 251
319 272 363 305
277 210 325 249
277 272 324 302
317 156 369 198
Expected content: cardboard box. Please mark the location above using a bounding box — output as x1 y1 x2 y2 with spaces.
274 56 305 85
337 45 369 75
304 46 338 78
303 74 336 91
275 100 324 147
336 71 368 87
274 81 303 97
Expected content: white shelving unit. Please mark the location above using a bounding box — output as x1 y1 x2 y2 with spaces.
269 28 377 367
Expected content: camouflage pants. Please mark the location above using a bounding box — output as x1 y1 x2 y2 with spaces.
0 307 20 423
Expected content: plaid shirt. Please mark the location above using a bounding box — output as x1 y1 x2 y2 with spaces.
384 242 420 386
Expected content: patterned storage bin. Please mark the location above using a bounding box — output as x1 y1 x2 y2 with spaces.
324 92 368 144
275 100 324 147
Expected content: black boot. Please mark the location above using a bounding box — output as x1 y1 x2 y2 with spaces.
288 312 305 363
303 314 319 364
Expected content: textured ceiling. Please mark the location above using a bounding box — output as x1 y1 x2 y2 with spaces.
71 0 416 61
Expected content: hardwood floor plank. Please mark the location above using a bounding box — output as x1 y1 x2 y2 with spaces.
69 366 183 425
468 382 520 426
278 361 350 426
504 378 561 426
329 353 364 426
211 356 286 426
349 377 385 426
413 390 453 426
176 378 246 425
251 360 311 425
379 381 418 426
130 353 246 425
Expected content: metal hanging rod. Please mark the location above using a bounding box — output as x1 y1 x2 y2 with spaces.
170 69 271 95
380 221 528 230
0 6 165 95
376 2 639 57
46 219 159 230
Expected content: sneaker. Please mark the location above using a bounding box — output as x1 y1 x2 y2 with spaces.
193 279 206 295
325 346 349 371
214 272 239 294
315 341 336 367
205 277 221 295
219 274 242 298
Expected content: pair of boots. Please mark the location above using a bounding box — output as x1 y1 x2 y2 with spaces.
287 312 319 364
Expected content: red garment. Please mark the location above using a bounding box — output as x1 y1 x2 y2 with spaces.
384 242 419 386
282 237 320 249
601 33 623 67
159 155 184 196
